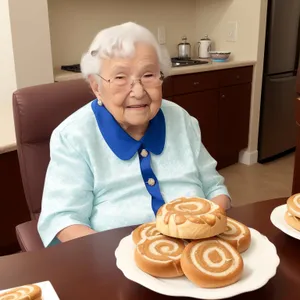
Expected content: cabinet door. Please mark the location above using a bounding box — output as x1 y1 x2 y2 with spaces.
218 83 252 168
162 76 173 99
173 90 219 159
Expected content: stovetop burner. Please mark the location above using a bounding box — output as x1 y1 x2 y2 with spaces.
171 57 209 67
61 64 81 73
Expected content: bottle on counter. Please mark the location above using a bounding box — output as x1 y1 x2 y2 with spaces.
197 34 212 59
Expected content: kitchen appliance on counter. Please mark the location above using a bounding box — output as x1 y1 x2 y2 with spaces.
61 64 81 73
197 34 212 59
258 0 300 162
171 57 208 67
177 36 191 59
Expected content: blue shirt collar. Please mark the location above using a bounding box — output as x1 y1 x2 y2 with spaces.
91 99 166 160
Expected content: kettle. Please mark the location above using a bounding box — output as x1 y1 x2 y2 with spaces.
197 34 212 59
177 36 191 59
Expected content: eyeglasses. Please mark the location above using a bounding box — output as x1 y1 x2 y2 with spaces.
96 72 164 91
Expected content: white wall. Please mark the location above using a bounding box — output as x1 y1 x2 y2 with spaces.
0 0 17 103
248 0 268 156
196 0 268 163
196 0 262 61
9 0 54 89
48 0 197 68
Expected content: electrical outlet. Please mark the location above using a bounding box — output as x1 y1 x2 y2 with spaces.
157 26 166 44
226 21 238 42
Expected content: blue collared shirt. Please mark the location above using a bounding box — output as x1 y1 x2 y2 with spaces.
91 100 166 215
38 99 230 247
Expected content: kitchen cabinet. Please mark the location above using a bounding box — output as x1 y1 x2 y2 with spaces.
173 90 219 159
162 76 173 99
172 71 218 95
162 66 253 169
0 151 30 255
218 83 252 168
219 66 253 88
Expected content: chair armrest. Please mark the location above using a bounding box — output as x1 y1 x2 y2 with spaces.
16 220 44 252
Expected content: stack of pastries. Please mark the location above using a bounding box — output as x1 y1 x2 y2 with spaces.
132 197 251 288
284 194 300 231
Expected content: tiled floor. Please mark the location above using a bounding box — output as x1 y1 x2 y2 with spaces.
219 153 295 207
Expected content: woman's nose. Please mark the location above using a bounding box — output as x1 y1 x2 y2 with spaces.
130 81 145 99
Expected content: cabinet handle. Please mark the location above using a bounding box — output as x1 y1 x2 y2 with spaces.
193 82 200 85
221 94 225 98
236 75 240 80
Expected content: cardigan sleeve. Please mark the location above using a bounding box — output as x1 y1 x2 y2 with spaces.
189 116 231 202
37 130 94 247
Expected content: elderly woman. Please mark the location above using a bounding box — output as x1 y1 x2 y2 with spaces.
37 22 231 247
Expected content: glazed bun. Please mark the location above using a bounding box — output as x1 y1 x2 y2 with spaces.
156 197 227 240
180 238 244 288
132 222 161 244
218 217 251 253
134 235 186 278
287 194 300 218
0 284 42 300
284 211 300 231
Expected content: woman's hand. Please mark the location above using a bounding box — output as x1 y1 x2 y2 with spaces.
211 194 231 211
57 225 97 243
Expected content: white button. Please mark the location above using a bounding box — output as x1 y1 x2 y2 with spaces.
141 149 148 158
147 178 155 186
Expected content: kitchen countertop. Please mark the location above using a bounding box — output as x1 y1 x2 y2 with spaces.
170 59 256 75
0 59 256 155
54 59 256 82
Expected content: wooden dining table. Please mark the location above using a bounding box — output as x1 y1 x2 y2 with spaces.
0 197 299 300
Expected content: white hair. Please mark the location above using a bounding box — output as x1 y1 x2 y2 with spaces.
80 22 171 80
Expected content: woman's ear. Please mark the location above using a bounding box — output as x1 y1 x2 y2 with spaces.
88 75 102 99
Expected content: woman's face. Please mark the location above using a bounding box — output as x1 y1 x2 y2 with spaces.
91 43 163 135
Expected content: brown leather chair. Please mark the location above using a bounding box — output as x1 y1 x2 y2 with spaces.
12 79 95 251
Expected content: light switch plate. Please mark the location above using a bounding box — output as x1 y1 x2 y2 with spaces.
157 26 166 44
226 21 238 42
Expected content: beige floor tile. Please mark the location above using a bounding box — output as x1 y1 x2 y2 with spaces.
219 153 295 207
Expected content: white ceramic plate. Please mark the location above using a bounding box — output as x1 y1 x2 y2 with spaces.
0 281 60 300
270 204 300 240
115 228 280 299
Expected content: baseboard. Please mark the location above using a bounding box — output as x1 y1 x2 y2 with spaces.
239 149 258 165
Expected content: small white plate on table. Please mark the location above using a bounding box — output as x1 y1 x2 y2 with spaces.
270 204 300 240
115 228 280 299
0 281 60 300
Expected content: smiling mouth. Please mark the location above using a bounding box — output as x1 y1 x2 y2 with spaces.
127 104 148 109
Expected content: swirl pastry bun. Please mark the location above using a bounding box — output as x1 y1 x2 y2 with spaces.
132 222 161 244
217 217 251 253
134 235 186 278
287 194 300 218
0 284 42 300
156 197 227 240
284 211 300 231
181 238 244 288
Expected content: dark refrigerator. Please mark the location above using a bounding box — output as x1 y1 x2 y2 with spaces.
258 0 300 162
